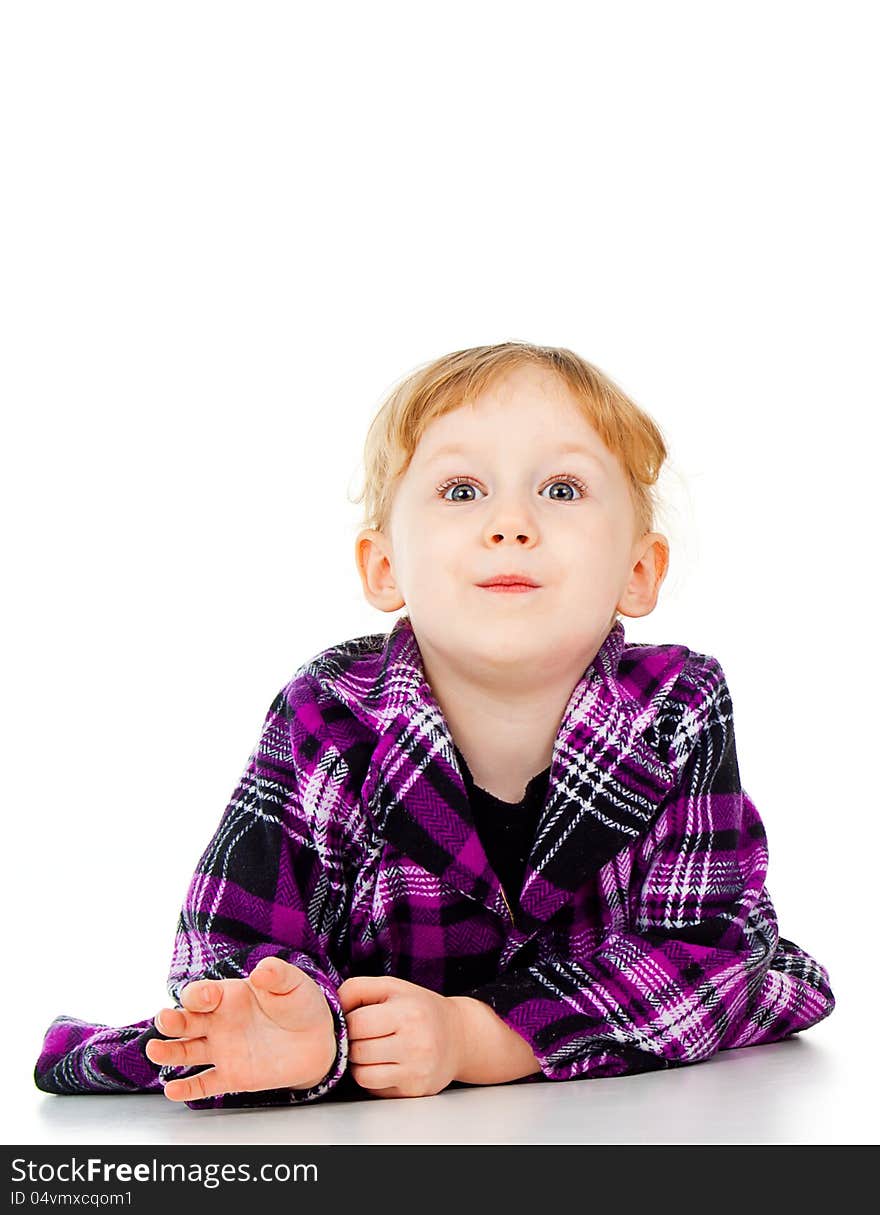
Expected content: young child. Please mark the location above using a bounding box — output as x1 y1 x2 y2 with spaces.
34 342 835 1109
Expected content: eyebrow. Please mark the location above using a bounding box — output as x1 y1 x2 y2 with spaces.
422 443 609 472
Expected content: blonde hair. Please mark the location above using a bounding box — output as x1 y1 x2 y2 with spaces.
350 340 668 543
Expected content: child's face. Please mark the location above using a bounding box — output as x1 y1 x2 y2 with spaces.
357 363 667 679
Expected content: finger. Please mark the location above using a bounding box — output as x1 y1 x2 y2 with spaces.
154 1007 201 1039
349 1061 402 1091
248 957 308 996
345 1003 396 1042
179 980 223 1013
337 975 401 1014
145 1035 212 1069
348 1035 399 1067
161 1067 228 1103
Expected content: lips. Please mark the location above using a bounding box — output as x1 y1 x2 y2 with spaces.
476 574 541 588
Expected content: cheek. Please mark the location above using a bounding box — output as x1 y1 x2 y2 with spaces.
419 514 462 554
563 531 625 585
396 532 455 583
557 515 611 552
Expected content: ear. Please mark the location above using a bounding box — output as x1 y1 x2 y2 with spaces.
616 532 669 619
354 528 406 613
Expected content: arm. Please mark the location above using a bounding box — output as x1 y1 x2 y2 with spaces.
158 679 354 1108
35 679 354 1108
457 658 836 1084
449 996 542 1084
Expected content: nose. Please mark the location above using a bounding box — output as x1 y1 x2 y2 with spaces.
482 498 537 546
489 530 531 544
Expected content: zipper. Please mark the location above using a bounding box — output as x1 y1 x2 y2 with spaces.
498 881 515 927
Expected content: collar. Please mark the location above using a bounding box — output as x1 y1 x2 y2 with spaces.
308 613 687 939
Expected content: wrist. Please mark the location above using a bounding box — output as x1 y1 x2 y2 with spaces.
298 998 338 1091
447 995 474 1079
447 995 542 1085
299 1034 337 1091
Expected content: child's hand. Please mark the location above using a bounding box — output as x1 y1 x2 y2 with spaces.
145 957 337 1103
337 975 464 1098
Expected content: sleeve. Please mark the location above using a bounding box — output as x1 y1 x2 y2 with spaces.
34 680 354 1108
463 657 836 1083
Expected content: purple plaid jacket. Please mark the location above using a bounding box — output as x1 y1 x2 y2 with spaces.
34 614 835 1109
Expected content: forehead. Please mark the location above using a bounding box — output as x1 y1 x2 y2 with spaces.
414 376 615 475
420 439 611 477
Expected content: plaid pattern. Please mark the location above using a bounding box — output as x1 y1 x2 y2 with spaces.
34 614 835 1108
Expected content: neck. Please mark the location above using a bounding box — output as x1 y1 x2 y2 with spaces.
420 652 598 804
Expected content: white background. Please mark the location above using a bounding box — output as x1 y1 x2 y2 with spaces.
2 1 876 1144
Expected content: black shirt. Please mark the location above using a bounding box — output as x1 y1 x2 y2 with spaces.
453 743 551 914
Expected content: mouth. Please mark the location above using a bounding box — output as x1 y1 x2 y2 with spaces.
476 576 541 593
477 584 540 594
